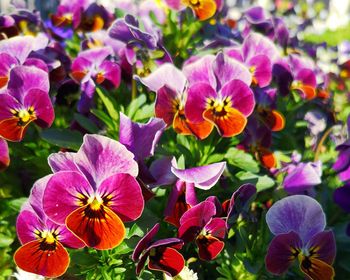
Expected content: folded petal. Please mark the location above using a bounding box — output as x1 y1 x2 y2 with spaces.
266 195 326 244
135 63 187 93
14 239 70 278
265 231 302 275
204 217 226 239
66 204 126 249
75 134 138 188
171 162 226 190
155 85 179 126
97 173 144 222
190 0 216 21
149 156 177 187
132 223 160 262
119 112 166 160
179 200 216 227
43 171 94 224
148 247 185 277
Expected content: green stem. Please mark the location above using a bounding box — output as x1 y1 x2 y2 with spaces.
314 126 334 161
131 64 137 101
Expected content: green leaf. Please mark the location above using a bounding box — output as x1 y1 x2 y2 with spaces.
225 148 260 173
96 87 119 123
0 234 14 247
74 113 99 133
236 171 275 192
127 94 147 118
41 128 83 151
126 224 144 239
91 109 116 131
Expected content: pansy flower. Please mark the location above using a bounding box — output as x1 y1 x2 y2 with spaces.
132 223 185 276
70 46 121 112
179 201 226 261
184 53 255 138
136 63 214 139
265 195 336 279
225 32 279 87
164 0 217 21
163 161 226 227
14 176 85 278
43 134 144 250
0 66 54 142
333 117 350 182
0 138 10 171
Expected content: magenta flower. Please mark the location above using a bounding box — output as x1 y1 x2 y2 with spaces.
132 223 185 276
43 134 144 250
184 53 255 137
178 201 226 261
265 195 336 279
225 32 279 87
70 46 121 112
0 138 9 171
14 176 84 278
0 66 54 142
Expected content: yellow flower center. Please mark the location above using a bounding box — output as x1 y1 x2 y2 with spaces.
10 106 36 126
206 97 232 117
88 196 103 211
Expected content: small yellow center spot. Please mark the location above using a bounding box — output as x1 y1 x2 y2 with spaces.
249 66 256 74
88 196 103 211
41 231 57 244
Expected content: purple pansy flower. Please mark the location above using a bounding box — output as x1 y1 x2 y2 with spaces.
70 46 121 112
265 195 336 279
132 223 185 276
43 134 144 250
14 176 84 278
0 65 54 142
178 201 226 261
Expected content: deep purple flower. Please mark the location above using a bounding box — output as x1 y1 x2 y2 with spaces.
132 223 184 276
265 195 336 279
178 201 226 261
0 65 54 142
14 176 84 278
333 117 350 182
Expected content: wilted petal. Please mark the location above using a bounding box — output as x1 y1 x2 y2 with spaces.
132 223 160 262
119 112 166 160
171 162 226 190
266 195 326 244
149 156 177 187
74 134 138 188
265 231 302 275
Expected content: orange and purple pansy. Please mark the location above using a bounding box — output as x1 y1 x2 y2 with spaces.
184 53 255 138
0 65 54 142
132 223 185 277
43 134 144 250
14 176 85 278
265 195 336 280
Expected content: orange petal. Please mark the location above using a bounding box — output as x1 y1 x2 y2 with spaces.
203 107 247 137
51 15 67 27
300 257 335 280
192 0 217 21
299 85 316 100
257 148 276 169
71 71 87 83
14 239 70 278
92 16 105 32
173 111 193 136
95 73 105 84
66 205 126 250
317 89 330 99
187 120 214 140
0 76 8 89
0 117 33 142
265 110 285 132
